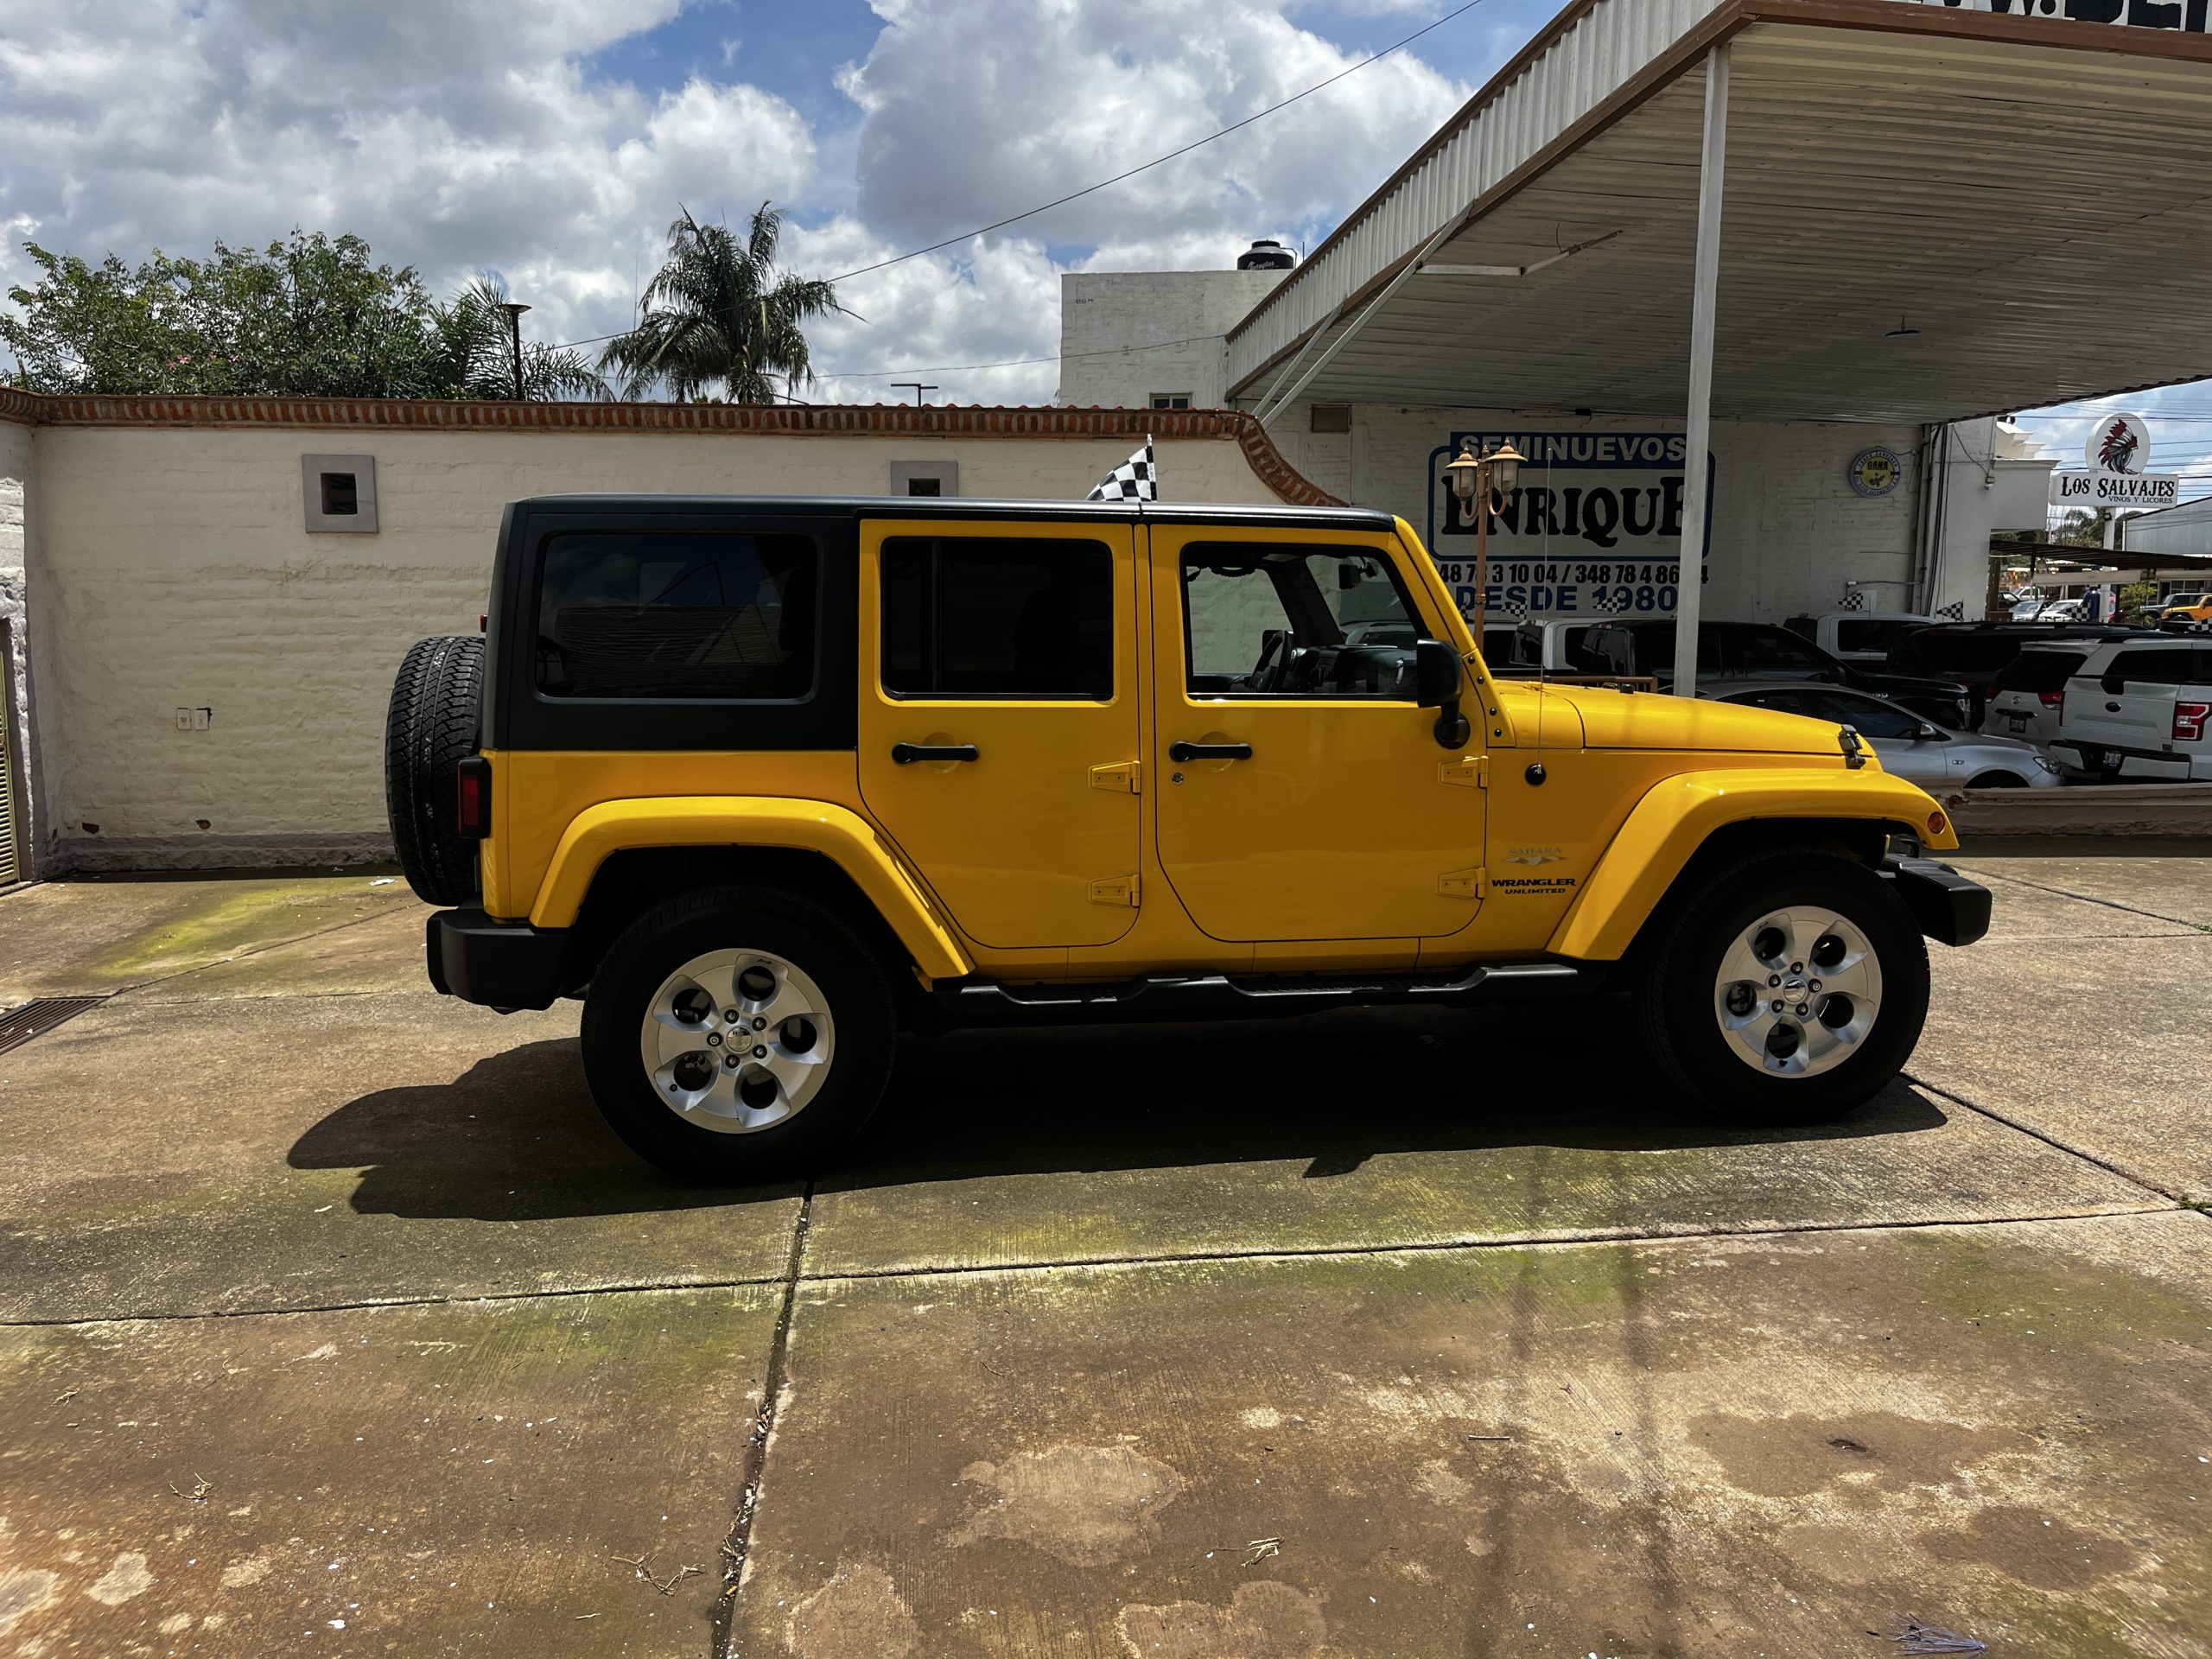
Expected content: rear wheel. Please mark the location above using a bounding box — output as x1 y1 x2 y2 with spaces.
1634 850 1929 1125
384 635 484 905
581 885 895 1182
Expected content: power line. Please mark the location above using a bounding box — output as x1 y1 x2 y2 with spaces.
822 0 1491 283
543 6 1486 356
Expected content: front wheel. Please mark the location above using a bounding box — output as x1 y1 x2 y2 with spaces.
581 886 895 1182
1634 851 1929 1125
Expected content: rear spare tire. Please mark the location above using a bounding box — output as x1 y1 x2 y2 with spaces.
384 634 485 906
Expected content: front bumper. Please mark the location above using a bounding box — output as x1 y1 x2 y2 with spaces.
1881 855 1992 948
426 908 568 1010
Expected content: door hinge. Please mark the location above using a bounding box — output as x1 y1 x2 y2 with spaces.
1090 760 1143 794
1439 866 1486 899
1440 757 1487 788
1090 874 1141 907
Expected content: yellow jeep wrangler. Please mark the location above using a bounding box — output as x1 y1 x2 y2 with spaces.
385 495 1988 1181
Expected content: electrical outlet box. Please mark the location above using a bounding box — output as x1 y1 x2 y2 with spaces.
192 708 213 731
175 709 192 731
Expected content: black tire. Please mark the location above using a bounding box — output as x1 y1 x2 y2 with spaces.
581 885 896 1183
1634 849 1929 1126
384 635 485 906
1965 770 2028 789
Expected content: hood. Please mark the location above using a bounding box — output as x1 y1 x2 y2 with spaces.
1497 681 1844 755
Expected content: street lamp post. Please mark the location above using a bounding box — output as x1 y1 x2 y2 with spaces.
498 302 531 403
1441 438 1525 645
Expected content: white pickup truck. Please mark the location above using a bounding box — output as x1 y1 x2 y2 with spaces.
1783 610 1941 666
2049 638 2212 781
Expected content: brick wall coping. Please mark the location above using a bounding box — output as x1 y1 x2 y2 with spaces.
0 389 1338 505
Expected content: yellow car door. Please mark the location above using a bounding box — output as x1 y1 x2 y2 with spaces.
1147 522 1487 943
856 516 1143 950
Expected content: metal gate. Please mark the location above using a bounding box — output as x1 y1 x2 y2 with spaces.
0 670 17 888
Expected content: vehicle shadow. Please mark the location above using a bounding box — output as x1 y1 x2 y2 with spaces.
291 1001 1947 1221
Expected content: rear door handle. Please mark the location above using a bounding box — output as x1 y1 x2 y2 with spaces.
892 742 980 765
1169 741 1253 762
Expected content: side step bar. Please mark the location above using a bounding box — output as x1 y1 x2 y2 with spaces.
937 960 1592 1026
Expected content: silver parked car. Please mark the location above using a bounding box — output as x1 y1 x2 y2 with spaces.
1700 680 2061 789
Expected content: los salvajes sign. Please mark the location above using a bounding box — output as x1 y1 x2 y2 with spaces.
1427 431 1714 621
2050 410 2180 506
1899 0 2211 32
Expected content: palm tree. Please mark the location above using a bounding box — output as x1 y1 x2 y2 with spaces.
431 276 608 402
601 206 847 403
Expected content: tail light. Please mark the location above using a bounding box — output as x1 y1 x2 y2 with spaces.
456 755 491 838
2176 702 2210 743
2037 690 2064 709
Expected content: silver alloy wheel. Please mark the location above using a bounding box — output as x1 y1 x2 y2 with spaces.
639 948 836 1135
1712 907 1883 1079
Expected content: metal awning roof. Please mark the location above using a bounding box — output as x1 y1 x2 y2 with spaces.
1227 0 2212 423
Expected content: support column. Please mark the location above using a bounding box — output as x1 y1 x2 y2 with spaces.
1670 45 1729 695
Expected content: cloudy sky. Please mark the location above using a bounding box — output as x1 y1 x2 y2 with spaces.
2 0 2207 486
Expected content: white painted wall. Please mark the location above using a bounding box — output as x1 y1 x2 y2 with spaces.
1269 404 1989 622
1 417 35 879
18 423 1287 870
1059 270 1288 409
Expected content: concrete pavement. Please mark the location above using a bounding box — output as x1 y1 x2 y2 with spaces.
0 852 2206 1656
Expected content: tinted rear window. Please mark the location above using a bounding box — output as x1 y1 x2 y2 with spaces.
2107 645 2212 685
1899 633 2026 676
1836 619 1922 656
536 531 817 699
1993 649 2089 695
881 537 1113 699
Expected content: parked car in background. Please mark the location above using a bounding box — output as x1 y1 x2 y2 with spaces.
1580 618 1970 727
2050 638 2212 781
1703 682 2060 790
2038 600 2088 621
1491 617 1599 676
2157 592 2212 630
1980 641 2102 750
1886 620 2147 724
1783 610 1940 666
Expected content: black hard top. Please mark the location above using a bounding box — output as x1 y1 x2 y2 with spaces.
509 493 1398 533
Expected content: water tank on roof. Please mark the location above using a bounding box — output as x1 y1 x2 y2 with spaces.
1236 239 1296 270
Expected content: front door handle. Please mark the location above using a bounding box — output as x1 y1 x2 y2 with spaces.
1169 741 1253 762
892 742 980 765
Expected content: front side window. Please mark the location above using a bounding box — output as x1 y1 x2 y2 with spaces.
881 537 1113 699
537 531 817 699
1182 544 1423 698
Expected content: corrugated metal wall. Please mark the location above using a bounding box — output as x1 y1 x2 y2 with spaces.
1226 0 1726 387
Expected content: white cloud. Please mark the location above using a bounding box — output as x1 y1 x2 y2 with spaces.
0 0 1481 401
0 0 815 348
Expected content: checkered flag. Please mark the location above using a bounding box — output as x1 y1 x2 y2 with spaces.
1491 590 1529 621
1840 589 1870 611
1935 600 1966 620
1589 587 1629 613
1086 438 1156 502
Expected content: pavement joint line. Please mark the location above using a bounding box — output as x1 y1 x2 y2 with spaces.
9 1205 2178 1332
715 1179 814 1659
1961 865 2212 934
1905 1071 2192 1205
92 902 417 1002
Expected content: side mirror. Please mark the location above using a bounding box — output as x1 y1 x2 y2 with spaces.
1416 639 1470 749
1915 724 1944 741
1415 639 1462 709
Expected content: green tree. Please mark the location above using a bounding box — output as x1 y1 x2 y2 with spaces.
430 277 607 402
601 205 847 403
2 232 448 397
2 232 607 401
